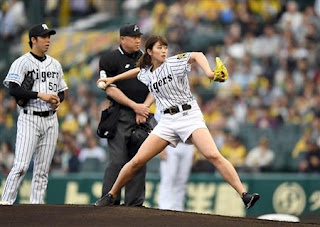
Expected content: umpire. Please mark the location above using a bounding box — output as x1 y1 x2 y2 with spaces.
95 24 153 206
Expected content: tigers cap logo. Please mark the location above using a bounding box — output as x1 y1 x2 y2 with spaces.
29 23 56 38
42 24 49 30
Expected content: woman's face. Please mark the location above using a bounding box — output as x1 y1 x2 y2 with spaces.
148 41 168 64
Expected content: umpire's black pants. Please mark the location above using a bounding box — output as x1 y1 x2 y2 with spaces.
102 107 146 206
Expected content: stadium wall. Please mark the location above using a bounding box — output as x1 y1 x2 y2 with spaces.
1 173 319 217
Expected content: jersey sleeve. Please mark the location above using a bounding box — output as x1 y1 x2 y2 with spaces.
137 68 150 86
169 52 192 77
57 63 68 92
3 58 26 88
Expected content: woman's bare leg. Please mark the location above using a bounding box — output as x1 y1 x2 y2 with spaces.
189 128 246 195
109 134 169 197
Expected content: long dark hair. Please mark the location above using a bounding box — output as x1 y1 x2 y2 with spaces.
137 35 168 69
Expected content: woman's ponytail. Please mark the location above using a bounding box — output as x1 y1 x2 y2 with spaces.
137 52 151 69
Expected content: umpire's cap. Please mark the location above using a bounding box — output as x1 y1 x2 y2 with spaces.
120 24 143 36
29 23 56 39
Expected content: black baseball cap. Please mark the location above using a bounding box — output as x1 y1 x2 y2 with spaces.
120 24 143 36
29 23 56 39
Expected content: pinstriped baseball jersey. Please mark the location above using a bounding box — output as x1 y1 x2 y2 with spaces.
3 52 68 111
1 50 67 204
137 52 194 112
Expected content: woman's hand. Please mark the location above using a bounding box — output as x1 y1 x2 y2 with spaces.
97 77 115 87
207 71 216 80
136 114 147 124
133 103 149 118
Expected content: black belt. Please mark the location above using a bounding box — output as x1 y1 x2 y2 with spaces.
23 109 56 117
164 104 192 115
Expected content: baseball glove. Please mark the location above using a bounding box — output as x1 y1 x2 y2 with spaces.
15 73 35 107
212 57 228 82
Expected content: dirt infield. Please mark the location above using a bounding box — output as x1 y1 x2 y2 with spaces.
0 205 318 227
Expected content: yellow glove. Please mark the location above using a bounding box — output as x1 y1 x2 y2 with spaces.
212 57 228 82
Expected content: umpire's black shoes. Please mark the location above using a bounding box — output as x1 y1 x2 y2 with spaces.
94 193 115 206
242 192 260 209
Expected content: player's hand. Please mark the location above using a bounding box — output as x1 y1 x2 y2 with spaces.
97 77 115 87
50 99 60 110
133 103 149 118
136 114 147 124
38 93 59 104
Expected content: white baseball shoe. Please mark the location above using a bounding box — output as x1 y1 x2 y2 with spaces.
0 201 10 205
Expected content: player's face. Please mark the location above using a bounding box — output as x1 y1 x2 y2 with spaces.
149 41 168 64
33 34 51 54
121 35 141 53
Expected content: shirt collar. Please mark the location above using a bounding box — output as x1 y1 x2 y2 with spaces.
30 52 47 62
118 45 141 58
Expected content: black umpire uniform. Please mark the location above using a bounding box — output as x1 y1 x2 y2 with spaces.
99 25 149 206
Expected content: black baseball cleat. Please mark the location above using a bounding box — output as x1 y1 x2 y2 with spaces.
94 193 115 206
242 192 260 209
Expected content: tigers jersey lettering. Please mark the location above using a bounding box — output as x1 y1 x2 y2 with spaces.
3 53 68 112
138 52 194 112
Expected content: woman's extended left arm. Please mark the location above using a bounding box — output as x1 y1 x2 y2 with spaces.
189 52 215 80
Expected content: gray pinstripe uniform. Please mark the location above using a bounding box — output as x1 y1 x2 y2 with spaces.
1 52 68 204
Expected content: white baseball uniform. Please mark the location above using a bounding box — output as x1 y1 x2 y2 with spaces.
154 110 194 211
1 52 68 204
158 141 194 211
137 52 207 147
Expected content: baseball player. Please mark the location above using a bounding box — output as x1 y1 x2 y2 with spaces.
158 143 194 211
97 35 260 209
154 111 194 211
1 23 68 205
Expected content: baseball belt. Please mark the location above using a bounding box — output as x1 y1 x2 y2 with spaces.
163 104 191 115
23 109 56 117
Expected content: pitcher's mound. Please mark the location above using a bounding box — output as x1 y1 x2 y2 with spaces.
0 205 317 226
